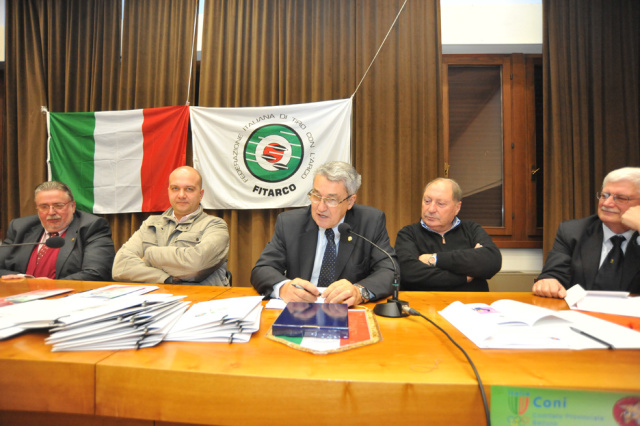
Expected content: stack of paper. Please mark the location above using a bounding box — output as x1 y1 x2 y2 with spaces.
165 296 264 343
565 285 640 318
0 288 73 307
2 286 266 348
439 299 640 350
0 285 159 341
78 284 158 298
0 295 112 339
45 293 189 351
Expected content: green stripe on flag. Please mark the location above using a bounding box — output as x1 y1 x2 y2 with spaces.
49 112 96 212
279 335 303 345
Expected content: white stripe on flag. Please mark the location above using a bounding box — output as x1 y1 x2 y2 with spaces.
299 337 342 351
93 110 144 213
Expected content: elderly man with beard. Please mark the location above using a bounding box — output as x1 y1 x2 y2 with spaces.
0 181 115 281
534 167 640 298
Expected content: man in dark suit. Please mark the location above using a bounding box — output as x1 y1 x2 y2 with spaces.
0 181 115 281
251 161 395 306
534 167 640 298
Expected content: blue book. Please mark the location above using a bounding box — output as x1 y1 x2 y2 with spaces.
272 302 349 339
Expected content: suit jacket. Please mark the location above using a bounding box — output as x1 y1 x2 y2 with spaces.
0 210 115 281
538 215 640 293
250 204 396 300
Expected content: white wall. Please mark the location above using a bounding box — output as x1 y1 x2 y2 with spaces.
441 0 542 54
501 248 543 272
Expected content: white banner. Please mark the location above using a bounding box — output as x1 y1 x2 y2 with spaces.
191 98 352 209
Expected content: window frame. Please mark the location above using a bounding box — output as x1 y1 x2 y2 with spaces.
443 53 542 248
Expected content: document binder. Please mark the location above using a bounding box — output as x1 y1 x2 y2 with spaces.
272 302 349 339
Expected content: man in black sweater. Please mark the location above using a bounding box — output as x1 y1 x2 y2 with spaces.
395 178 502 291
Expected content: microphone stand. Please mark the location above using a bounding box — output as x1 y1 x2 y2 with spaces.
0 236 66 249
337 223 408 318
372 266 408 318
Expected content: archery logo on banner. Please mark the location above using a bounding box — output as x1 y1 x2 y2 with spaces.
190 98 352 209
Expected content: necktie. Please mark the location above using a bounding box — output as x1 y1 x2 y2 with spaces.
593 235 625 290
37 232 59 264
318 228 337 287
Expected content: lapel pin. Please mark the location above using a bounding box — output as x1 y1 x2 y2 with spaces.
348 236 353 242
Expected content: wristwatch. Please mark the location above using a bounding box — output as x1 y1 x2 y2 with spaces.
426 253 437 267
353 284 371 303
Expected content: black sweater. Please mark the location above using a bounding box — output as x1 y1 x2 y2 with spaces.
395 220 502 291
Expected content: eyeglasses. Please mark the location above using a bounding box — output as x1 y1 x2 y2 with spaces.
36 201 73 213
596 192 640 205
308 191 352 208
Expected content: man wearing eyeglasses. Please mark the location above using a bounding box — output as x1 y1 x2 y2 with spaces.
251 161 396 306
0 181 115 281
534 167 640 298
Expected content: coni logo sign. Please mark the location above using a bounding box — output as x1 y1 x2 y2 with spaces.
509 394 530 416
244 124 304 183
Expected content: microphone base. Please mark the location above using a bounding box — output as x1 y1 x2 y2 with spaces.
373 298 409 318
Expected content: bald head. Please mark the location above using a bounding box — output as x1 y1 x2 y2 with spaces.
169 166 202 189
168 166 204 220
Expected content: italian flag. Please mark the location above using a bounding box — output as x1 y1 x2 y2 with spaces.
277 310 372 352
47 106 189 214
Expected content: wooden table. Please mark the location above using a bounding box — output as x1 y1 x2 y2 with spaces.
1 279 639 426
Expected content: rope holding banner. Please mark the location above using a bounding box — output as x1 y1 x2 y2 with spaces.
186 2 198 105
351 0 409 99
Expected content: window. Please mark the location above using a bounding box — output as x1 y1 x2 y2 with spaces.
443 54 542 248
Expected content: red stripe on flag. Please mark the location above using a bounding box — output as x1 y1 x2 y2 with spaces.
341 310 371 346
140 106 189 212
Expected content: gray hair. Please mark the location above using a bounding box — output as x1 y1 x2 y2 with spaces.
424 178 463 202
602 167 640 193
34 181 74 202
314 161 362 195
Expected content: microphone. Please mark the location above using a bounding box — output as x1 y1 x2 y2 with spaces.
0 236 66 249
45 236 66 248
337 223 408 318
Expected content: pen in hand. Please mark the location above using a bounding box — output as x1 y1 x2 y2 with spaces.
291 283 322 298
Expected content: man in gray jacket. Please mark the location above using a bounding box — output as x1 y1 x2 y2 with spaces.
112 166 229 286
